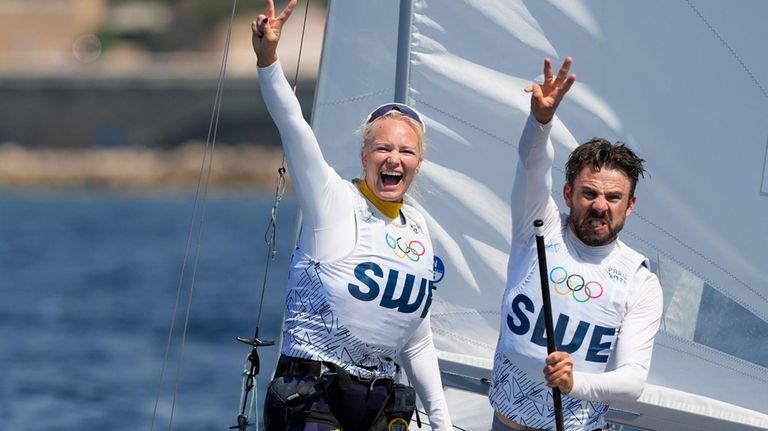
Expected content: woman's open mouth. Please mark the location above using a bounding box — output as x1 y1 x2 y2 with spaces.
381 171 403 187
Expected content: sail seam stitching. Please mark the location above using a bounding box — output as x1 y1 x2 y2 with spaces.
683 0 768 99
413 99 516 147
625 215 767 322
661 333 768 380
316 88 392 107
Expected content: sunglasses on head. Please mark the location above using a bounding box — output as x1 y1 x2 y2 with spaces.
366 103 425 131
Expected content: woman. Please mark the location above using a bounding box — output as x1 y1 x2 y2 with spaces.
252 1 452 430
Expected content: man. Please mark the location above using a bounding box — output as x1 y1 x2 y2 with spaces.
489 57 663 431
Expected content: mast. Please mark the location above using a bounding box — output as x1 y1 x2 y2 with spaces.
394 0 414 104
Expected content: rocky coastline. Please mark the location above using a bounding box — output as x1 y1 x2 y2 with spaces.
0 143 290 191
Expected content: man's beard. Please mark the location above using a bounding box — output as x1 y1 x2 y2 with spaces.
569 209 624 246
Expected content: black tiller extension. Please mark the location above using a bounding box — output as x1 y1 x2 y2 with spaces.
534 219 565 431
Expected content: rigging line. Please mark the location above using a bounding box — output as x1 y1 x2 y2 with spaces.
252 168 286 337
683 0 768 99
148 63 215 431
148 1 240 430
290 0 311 94
167 48 226 431
169 2 237 427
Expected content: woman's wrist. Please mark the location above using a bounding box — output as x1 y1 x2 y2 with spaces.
257 54 278 68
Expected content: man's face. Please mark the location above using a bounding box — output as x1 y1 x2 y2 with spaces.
563 166 636 246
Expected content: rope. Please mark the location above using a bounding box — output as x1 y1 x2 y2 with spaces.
253 165 286 336
149 1 239 430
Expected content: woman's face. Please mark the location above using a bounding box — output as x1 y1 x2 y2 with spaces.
361 117 422 201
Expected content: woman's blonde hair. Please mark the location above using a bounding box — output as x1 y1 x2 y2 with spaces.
361 109 426 158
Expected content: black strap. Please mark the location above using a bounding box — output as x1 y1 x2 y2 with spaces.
276 355 325 377
277 355 393 386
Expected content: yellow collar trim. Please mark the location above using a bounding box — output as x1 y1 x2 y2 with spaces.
357 180 403 219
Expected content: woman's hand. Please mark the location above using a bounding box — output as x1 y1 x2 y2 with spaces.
252 0 298 67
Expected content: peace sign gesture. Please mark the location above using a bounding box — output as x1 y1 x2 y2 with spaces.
525 57 576 125
251 0 298 67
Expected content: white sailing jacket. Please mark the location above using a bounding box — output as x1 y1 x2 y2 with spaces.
489 115 663 431
282 182 435 380
490 212 651 430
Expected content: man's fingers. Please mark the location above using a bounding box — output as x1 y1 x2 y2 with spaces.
543 58 554 83
560 74 576 95
529 84 543 99
545 367 564 384
546 351 567 365
554 56 573 85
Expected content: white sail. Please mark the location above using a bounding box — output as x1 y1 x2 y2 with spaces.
308 1 768 430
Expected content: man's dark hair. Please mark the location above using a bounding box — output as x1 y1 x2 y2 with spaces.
565 137 647 198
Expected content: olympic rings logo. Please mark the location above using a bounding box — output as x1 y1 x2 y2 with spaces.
549 266 604 303
388 418 409 431
385 233 425 262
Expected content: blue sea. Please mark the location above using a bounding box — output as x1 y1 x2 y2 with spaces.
0 190 297 431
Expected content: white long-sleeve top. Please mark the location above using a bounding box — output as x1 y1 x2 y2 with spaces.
489 115 663 430
258 60 451 430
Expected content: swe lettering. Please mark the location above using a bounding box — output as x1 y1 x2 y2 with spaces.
348 261 433 318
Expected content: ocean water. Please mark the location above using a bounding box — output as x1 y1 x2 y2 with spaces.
0 190 297 431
